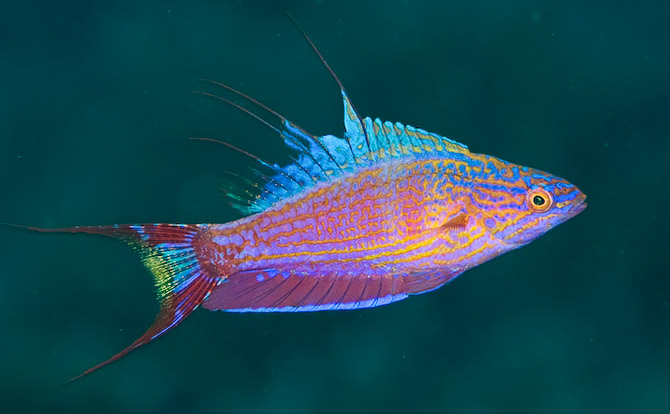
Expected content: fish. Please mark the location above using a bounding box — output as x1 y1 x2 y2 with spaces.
9 16 586 381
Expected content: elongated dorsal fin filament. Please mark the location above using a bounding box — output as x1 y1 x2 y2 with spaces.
200 79 287 123
191 90 281 135
284 12 372 155
188 137 299 192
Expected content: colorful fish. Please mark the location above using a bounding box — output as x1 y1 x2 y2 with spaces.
11 17 586 381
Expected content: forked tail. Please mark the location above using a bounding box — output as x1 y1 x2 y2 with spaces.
14 223 220 382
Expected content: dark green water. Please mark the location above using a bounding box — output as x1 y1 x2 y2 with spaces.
1 1 668 413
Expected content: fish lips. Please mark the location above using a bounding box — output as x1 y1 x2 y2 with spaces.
568 193 588 218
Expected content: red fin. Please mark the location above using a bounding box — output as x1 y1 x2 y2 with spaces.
440 213 468 229
203 268 411 312
405 213 468 237
15 223 220 381
202 264 463 313
68 269 216 382
403 268 464 295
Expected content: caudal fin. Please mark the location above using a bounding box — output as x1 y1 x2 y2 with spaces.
20 223 220 381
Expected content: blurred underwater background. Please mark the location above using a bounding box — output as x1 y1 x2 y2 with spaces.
0 0 668 413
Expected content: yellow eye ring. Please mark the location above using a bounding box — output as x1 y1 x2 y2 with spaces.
526 188 553 212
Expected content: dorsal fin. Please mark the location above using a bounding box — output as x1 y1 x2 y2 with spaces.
196 17 471 215
285 12 372 155
243 18 471 213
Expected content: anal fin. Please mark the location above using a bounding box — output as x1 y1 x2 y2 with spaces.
203 268 410 312
202 264 464 313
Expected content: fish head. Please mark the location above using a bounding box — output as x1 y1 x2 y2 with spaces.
485 163 587 247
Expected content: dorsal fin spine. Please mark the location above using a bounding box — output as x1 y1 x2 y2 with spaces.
285 12 371 156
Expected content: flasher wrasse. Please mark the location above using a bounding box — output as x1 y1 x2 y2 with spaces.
11 18 586 381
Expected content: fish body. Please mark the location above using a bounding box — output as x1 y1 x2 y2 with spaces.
196 103 585 313
202 150 583 313
10 22 586 380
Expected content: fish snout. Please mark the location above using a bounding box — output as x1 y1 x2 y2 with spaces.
569 191 587 217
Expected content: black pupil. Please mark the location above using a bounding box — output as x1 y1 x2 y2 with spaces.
533 195 546 206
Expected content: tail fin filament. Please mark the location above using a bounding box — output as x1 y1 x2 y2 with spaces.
26 223 219 381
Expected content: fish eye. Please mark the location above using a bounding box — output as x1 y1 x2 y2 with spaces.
526 189 553 212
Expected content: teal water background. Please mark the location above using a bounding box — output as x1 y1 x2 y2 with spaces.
1 1 668 413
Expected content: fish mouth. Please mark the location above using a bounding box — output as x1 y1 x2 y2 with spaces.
570 193 587 217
